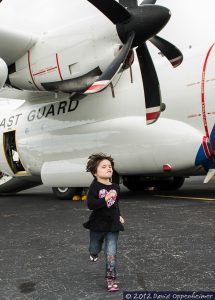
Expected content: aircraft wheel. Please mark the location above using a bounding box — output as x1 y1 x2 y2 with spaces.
123 176 185 191
52 187 82 200
112 170 120 184
123 176 148 191
158 177 185 190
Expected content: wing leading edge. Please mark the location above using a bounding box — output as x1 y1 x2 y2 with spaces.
0 27 37 65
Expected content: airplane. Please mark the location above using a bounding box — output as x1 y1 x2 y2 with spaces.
0 0 215 199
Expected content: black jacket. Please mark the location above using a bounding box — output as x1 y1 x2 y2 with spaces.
83 179 124 232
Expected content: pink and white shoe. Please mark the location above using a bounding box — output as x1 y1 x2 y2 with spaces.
106 278 119 292
90 254 98 262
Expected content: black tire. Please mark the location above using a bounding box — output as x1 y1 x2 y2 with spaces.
158 177 185 190
52 187 83 200
111 170 120 184
123 176 185 191
123 176 149 191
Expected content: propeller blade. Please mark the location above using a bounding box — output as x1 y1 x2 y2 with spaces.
136 43 161 125
119 0 138 8
42 67 102 93
87 0 131 24
84 32 135 94
140 0 157 5
150 35 183 67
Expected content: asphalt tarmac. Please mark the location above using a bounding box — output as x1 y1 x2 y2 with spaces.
0 177 214 300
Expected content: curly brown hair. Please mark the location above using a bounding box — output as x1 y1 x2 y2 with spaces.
86 153 114 178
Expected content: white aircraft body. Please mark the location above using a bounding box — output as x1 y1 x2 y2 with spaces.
0 0 215 199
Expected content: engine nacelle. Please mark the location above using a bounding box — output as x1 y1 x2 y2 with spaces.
0 57 8 89
9 40 99 93
41 159 92 187
8 17 120 93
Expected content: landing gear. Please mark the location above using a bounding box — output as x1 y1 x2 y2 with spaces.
157 177 185 190
123 176 185 191
123 175 152 191
111 170 120 184
52 187 83 200
52 170 120 200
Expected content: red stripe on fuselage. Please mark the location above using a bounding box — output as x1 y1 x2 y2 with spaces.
56 53 63 81
47 67 57 72
28 50 40 90
202 136 211 159
201 43 215 138
33 70 46 76
201 43 215 157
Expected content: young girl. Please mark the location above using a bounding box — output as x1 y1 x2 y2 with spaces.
83 153 125 292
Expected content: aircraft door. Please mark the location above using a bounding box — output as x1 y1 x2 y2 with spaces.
2 130 28 175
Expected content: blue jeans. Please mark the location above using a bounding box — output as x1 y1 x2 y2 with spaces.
89 231 119 279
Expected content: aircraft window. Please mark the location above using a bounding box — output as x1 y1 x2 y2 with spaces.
3 130 26 174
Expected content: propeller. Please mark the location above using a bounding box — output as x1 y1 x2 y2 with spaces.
85 0 183 125
83 32 135 94
120 0 157 7
118 0 138 8
140 0 157 5
150 36 183 68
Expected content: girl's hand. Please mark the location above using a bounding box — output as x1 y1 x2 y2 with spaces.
105 191 117 201
120 216 125 224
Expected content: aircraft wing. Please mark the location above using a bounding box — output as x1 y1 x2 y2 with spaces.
0 173 42 194
0 86 55 102
0 27 37 65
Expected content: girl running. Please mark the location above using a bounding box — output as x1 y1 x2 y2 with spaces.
83 153 125 292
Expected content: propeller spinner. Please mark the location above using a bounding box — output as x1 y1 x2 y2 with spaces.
85 0 183 125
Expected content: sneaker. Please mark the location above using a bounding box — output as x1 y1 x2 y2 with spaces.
90 254 98 262
106 278 119 292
